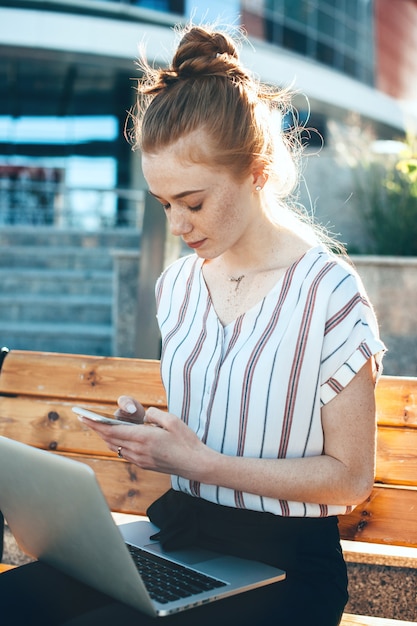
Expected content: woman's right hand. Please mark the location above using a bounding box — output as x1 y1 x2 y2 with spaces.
115 396 146 424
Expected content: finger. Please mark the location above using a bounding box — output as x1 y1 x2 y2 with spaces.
78 416 109 432
113 443 129 460
78 416 130 441
116 396 146 421
144 407 170 428
117 396 139 414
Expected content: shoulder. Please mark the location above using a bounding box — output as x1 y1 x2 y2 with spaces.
298 245 362 290
294 247 374 324
156 254 202 297
158 254 198 282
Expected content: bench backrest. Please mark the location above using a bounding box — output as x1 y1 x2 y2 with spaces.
338 374 417 547
1 349 416 547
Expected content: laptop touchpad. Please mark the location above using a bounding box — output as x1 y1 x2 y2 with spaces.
143 543 218 565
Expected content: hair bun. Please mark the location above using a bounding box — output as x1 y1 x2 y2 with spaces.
171 26 240 80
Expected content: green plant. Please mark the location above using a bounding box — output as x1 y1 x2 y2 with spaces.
350 132 417 256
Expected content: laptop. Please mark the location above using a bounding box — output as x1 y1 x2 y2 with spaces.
0 436 285 617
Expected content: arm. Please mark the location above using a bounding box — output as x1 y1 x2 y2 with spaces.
200 357 376 505
82 358 376 507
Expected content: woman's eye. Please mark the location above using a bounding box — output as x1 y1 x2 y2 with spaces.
160 201 201 211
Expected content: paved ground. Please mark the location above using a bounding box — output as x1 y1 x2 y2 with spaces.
2 524 33 566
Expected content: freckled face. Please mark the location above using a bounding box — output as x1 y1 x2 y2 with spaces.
141 136 258 260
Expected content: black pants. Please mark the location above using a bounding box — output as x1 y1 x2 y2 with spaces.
0 492 348 626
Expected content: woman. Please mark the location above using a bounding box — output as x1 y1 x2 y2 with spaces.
2 24 385 626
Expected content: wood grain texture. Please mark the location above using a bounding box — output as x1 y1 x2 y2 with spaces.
375 376 417 427
338 486 417 547
376 426 417 485
0 350 166 406
62 452 171 515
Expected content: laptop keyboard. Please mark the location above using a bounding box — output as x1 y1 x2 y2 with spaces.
126 543 227 604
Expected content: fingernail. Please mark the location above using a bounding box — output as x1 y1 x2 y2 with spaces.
126 402 136 414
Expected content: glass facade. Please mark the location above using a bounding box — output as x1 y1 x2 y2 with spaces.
132 1 184 12
0 0 378 228
103 0 374 85
0 50 136 228
264 0 374 84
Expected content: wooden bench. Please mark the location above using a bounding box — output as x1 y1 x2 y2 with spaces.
0 348 416 625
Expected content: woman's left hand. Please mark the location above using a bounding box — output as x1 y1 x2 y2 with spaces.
79 408 213 480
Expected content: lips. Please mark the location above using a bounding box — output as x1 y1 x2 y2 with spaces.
186 239 206 249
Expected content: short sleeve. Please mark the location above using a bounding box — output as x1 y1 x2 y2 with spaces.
320 268 386 405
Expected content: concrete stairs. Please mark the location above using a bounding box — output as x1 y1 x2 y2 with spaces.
0 227 140 356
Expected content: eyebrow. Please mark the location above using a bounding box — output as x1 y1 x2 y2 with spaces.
148 189 204 201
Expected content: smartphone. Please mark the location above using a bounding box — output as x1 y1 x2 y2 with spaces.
72 406 136 426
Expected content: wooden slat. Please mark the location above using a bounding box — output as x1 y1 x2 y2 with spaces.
375 426 417 485
0 396 167 456
339 486 417 547
0 351 166 406
2 355 415 427
0 564 16 574
0 396 111 455
61 452 170 515
375 376 417 427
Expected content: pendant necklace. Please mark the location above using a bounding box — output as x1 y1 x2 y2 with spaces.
229 275 245 291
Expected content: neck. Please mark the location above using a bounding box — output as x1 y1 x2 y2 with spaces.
221 223 283 278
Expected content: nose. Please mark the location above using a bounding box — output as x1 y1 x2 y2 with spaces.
167 206 193 237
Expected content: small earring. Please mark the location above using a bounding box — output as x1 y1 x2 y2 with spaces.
255 185 262 192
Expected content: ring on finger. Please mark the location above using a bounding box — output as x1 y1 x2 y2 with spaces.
117 446 123 458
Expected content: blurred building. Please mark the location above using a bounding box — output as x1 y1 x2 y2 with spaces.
374 0 417 118
1 1 416 367
243 0 417 119
0 0 416 238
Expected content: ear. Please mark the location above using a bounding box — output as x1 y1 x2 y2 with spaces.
251 159 268 191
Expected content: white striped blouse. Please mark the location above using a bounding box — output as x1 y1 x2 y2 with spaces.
155 245 386 517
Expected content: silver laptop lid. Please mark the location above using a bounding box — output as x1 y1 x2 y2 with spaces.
0 436 156 616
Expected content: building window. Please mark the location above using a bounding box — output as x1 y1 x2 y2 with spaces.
263 0 374 86
134 1 184 13
282 25 308 55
